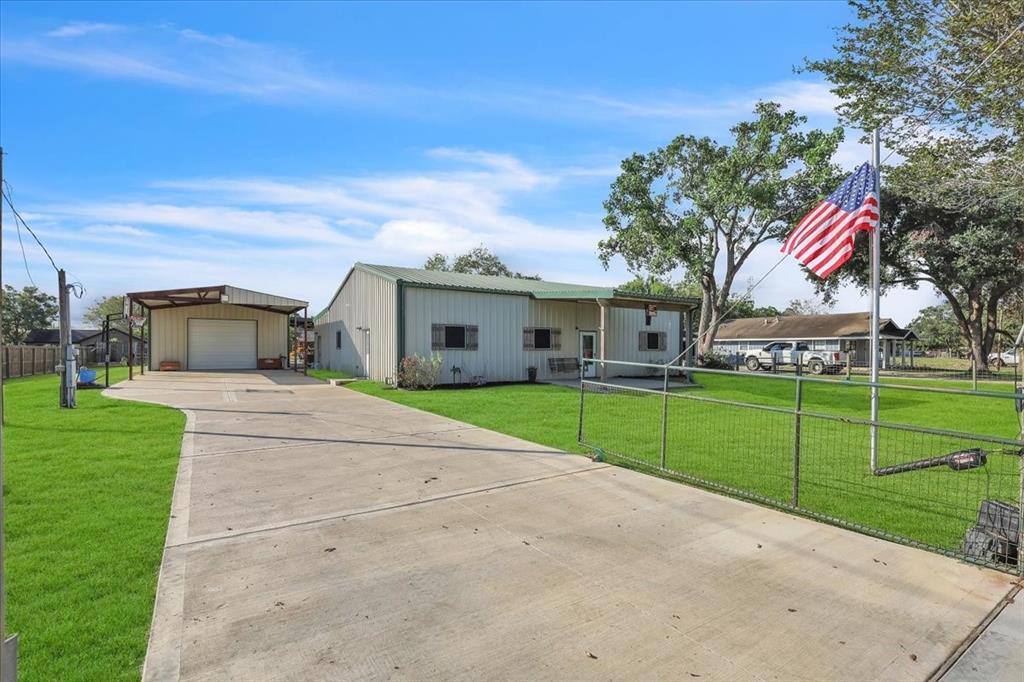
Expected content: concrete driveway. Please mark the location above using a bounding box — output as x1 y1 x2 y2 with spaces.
108 371 1019 682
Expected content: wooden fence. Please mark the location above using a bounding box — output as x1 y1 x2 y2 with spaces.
1 345 110 380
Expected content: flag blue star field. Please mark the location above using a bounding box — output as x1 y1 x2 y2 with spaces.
781 162 880 278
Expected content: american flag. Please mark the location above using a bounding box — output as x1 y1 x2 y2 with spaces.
781 162 879 278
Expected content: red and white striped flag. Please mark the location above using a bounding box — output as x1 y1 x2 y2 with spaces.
781 162 879 278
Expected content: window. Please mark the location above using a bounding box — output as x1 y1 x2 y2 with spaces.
335 331 342 349
444 325 466 349
795 342 810 351
639 330 667 351
432 324 478 350
523 327 560 350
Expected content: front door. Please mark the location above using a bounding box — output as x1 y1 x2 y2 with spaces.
580 331 597 377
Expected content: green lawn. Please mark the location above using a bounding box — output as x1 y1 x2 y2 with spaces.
3 369 185 681
350 374 1022 564
306 368 353 382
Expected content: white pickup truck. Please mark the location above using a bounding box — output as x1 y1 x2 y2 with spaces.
744 341 847 375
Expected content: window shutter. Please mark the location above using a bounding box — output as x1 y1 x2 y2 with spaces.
551 328 561 350
658 331 667 351
431 324 444 350
466 325 479 351
639 331 648 351
522 327 534 350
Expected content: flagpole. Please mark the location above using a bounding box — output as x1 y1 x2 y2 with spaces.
869 129 881 471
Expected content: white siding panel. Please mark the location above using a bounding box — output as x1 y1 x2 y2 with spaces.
607 307 680 367
149 303 288 370
403 289 679 383
313 269 396 381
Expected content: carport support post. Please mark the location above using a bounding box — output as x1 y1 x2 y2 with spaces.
791 369 803 507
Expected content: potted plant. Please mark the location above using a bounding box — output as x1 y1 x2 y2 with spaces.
527 366 537 383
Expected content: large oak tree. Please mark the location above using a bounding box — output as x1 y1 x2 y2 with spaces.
599 102 843 356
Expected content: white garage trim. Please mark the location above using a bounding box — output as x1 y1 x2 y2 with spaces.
188 318 258 370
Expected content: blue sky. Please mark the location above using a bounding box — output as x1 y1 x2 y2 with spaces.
0 1 940 322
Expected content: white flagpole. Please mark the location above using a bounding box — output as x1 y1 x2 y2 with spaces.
869 129 881 471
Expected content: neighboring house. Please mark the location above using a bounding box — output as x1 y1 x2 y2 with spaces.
713 312 919 368
23 327 142 362
314 263 700 384
126 285 308 370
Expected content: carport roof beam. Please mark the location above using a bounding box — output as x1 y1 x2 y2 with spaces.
126 285 308 315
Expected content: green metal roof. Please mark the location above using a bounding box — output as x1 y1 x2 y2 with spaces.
356 263 699 306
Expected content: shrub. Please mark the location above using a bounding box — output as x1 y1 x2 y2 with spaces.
698 350 734 370
397 353 443 389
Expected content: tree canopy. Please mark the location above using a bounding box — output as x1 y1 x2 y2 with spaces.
600 101 843 354
424 246 538 279
82 295 127 331
910 303 962 352
2 285 59 344
805 0 1023 142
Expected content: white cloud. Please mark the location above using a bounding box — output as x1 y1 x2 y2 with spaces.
5 149 610 312
46 22 123 39
6 22 840 124
4 25 364 101
82 223 156 239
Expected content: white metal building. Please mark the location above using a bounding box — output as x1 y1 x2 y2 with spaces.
126 285 309 371
314 264 699 384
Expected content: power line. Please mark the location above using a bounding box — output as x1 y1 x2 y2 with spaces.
1 184 59 274
4 183 37 287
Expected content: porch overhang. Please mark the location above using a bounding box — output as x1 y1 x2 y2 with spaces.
532 289 700 312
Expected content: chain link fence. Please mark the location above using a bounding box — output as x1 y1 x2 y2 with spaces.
579 359 1024 574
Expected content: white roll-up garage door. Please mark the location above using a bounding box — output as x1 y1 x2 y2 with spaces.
188 319 257 370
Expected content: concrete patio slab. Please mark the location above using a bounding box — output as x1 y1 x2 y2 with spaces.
106 371 1020 682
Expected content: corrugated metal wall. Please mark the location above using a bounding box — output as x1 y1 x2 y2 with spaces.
404 287 681 383
149 303 288 370
222 286 305 309
314 268 397 381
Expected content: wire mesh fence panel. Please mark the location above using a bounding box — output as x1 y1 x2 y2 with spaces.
664 394 794 504
797 416 1020 565
579 384 664 469
579 359 1024 574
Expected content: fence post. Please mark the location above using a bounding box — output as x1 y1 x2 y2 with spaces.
792 368 803 507
576 361 585 445
971 357 978 391
660 365 669 469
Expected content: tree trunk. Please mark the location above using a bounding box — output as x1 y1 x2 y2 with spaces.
696 291 712 357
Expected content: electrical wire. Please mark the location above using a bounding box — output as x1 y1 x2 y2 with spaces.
1 184 59 273
4 182 37 287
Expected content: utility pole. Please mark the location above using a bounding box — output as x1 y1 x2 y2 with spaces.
1 145 17 681
57 269 75 408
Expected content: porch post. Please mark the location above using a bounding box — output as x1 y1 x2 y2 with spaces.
598 300 608 381
910 339 914 368
302 307 308 377
684 308 694 365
